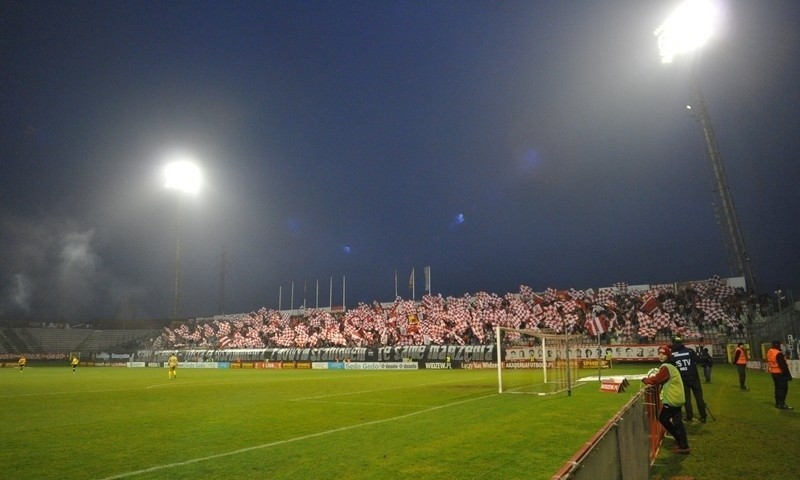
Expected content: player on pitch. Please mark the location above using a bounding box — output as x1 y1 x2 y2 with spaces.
168 352 179 379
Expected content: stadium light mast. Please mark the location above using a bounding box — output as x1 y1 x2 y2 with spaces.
164 157 202 319
655 0 756 290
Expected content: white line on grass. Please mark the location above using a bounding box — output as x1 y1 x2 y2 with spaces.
96 392 496 480
145 380 205 389
300 399 434 408
2 380 215 398
0 372 358 398
291 375 485 402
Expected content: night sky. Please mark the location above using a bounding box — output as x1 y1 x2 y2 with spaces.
2 0 798 322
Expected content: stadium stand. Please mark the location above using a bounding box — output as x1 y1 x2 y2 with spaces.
3 275 787 360
1 328 159 354
151 275 773 352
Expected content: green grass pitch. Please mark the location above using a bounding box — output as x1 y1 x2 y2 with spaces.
2 365 646 479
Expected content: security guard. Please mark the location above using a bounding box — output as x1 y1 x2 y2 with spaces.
767 340 793 409
733 343 749 390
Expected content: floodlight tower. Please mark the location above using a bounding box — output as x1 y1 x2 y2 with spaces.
164 158 202 319
655 0 756 290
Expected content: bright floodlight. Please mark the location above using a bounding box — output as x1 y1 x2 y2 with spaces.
654 0 719 63
164 160 202 194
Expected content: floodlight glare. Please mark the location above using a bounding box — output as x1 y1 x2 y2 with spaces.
162 155 202 320
654 0 719 63
654 0 756 290
164 160 202 194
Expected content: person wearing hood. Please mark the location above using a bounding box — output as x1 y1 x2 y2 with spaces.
642 345 690 454
671 336 707 423
767 340 793 410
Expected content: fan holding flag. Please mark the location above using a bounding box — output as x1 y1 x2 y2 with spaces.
586 306 609 338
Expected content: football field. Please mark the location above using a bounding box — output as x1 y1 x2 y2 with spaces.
1 365 646 479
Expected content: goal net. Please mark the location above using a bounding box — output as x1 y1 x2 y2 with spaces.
495 326 582 395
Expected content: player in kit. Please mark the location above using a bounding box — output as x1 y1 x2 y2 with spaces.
168 353 179 379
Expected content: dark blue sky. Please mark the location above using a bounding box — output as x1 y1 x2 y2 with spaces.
1 1 798 322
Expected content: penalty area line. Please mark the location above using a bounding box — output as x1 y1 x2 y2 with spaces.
96 392 496 480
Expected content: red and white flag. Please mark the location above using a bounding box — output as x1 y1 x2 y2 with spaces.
586 315 608 337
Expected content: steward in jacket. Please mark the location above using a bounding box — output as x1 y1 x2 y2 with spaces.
767 340 793 410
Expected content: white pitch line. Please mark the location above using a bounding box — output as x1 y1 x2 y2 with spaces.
292 375 484 402
96 392 496 480
1 374 337 399
2 380 213 398
300 399 433 408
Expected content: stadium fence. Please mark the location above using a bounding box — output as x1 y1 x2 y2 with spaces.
552 385 661 480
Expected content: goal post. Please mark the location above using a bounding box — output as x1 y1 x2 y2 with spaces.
495 326 583 396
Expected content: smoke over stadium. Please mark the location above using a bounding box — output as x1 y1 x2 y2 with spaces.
0 214 145 322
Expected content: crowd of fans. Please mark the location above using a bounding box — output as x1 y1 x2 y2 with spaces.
0 352 69 361
151 276 770 351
